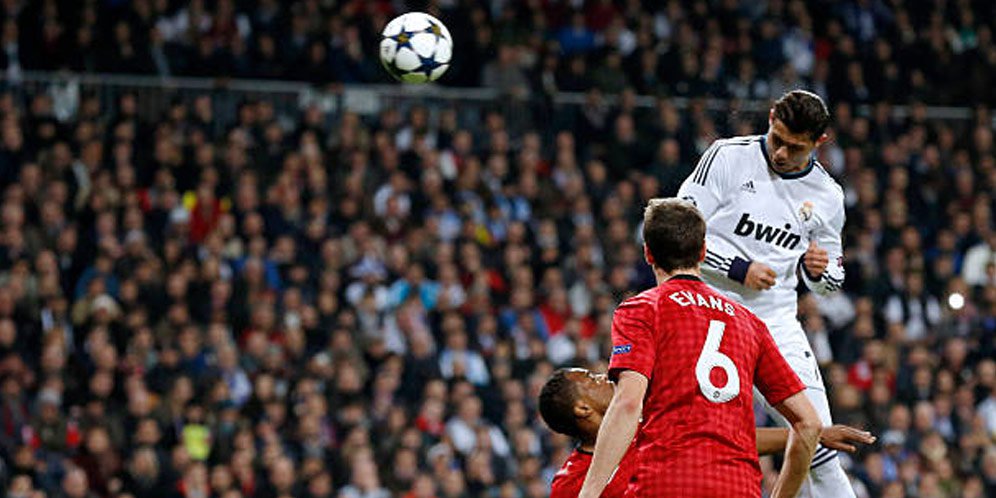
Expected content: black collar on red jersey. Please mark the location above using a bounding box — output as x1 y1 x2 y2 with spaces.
575 447 593 455
667 274 702 282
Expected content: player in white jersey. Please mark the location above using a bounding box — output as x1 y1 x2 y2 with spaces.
677 90 854 498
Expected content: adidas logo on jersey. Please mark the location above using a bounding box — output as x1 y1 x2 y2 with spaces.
733 213 802 249
740 180 756 193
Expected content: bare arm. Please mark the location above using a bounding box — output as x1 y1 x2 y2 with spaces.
756 425 875 455
755 428 789 455
770 391 822 498
577 370 647 498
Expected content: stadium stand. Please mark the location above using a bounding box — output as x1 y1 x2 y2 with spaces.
0 1 992 498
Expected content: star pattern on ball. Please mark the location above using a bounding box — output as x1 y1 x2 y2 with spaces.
392 29 415 49
418 55 443 77
425 20 443 39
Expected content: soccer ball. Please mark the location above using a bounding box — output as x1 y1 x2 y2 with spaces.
379 12 453 84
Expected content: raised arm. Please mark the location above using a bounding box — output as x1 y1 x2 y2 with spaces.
578 370 647 498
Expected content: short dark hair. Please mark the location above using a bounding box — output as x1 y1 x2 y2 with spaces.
643 198 706 272
538 369 582 439
772 90 830 141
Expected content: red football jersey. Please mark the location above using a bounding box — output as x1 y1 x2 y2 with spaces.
608 275 804 497
551 444 637 498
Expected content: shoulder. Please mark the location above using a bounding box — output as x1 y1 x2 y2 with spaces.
690 136 762 186
812 160 845 202
620 286 663 308
704 135 764 161
614 287 662 321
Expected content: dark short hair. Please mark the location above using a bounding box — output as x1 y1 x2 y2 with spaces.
772 90 830 141
538 369 582 439
643 198 706 272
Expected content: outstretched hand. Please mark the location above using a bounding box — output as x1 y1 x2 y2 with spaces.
819 425 876 453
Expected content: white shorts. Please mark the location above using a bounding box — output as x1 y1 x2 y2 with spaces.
763 320 826 390
755 319 856 497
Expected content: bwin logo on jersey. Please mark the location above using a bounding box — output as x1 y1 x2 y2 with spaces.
733 213 802 249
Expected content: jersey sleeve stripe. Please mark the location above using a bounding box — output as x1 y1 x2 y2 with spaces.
814 446 834 458
692 143 720 185
703 256 728 271
697 148 718 185
705 249 729 259
705 250 731 265
811 450 839 469
693 137 764 185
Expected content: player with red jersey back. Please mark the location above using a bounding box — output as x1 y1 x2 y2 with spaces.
578 199 823 498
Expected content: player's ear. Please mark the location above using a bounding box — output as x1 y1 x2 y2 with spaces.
698 243 706 264
768 108 775 125
573 402 593 419
643 244 655 267
816 132 830 146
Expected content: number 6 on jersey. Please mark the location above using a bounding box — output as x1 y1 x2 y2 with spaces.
695 320 740 403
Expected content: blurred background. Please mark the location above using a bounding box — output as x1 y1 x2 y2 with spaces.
0 1 992 498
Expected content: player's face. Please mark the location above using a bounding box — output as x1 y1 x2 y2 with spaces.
766 118 817 173
566 368 614 415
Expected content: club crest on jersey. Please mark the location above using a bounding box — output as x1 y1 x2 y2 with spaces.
799 201 814 222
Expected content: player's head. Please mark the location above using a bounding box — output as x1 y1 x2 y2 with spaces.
767 90 831 173
539 368 614 441
642 198 706 273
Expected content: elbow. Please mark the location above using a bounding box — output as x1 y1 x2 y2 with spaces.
793 416 822 443
612 392 643 416
616 395 643 415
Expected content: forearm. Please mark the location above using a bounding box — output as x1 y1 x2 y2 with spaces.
755 428 789 455
771 423 820 498
702 248 754 284
578 399 641 498
802 216 846 295
800 256 844 294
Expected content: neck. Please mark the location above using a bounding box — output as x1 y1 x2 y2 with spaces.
654 266 701 285
579 437 596 453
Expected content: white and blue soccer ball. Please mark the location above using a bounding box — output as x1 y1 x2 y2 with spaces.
379 12 453 84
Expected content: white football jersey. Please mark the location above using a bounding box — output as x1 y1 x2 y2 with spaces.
677 135 846 350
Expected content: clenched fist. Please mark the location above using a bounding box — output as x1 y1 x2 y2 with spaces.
745 262 777 290
803 240 829 279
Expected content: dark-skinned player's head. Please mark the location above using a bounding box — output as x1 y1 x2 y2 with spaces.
767 90 831 173
539 368 614 441
642 198 706 273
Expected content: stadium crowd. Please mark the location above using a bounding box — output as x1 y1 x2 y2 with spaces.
0 0 991 498
0 0 995 105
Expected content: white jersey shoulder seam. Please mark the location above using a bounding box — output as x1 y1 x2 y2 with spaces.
690 136 763 186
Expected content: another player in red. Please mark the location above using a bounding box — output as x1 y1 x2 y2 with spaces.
578 198 823 498
539 368 875 498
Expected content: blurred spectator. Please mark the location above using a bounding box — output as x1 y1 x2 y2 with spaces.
0 1 987 498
